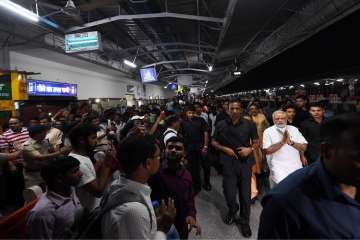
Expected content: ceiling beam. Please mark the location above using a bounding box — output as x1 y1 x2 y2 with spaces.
66 12 225 32
126 48 216 57
159 68 211 74
116 42 216 55
211 0 238 64
142 60 208 68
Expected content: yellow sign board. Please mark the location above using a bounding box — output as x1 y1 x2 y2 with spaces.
11 72 28 101
0 100 13 111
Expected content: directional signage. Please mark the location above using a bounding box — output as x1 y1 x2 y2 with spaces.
65 31 102 53
27 80 77 97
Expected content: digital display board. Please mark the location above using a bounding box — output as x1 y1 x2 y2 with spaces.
140 67 157 83
65 31 102 53
27 80 77 97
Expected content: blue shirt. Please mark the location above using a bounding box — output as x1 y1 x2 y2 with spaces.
258 160 360 239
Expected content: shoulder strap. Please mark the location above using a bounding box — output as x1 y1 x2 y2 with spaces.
101 189 153 229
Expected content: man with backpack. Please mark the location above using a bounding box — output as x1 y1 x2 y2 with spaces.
101 135 176 239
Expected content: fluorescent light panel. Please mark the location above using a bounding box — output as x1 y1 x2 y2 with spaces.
233 71 242 76
123 59 137 68
0 0 39 22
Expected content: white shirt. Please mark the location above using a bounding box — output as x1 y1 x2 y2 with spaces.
163 128 178 145
46 127 63 147
70 153 101 210
263 125 308 184
102 176 165 239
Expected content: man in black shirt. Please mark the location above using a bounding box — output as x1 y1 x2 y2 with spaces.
295 95 310 124
180 105 209 194
300 102 325 164
283 104 300 128
212 100 258 238
258 113 360 239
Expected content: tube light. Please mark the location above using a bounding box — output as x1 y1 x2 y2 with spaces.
300 84 305 88
233 71 242 76
0 0 39 22
208 65 213 72
336 78 344 82
314 82 320 86
123 59 137 68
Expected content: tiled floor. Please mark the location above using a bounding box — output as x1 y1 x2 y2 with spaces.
188 175 262 239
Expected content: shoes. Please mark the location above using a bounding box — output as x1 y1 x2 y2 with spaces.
203 183 212 191
240 224 252 238
224 211 236 225
224 205 239 225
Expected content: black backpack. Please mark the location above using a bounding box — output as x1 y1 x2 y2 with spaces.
72 189 153 239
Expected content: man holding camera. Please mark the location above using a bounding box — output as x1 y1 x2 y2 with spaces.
212 100 258 238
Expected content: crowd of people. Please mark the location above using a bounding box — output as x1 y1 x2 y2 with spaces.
0 94 359 239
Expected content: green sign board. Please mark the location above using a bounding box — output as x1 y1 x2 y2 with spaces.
0 75 12 100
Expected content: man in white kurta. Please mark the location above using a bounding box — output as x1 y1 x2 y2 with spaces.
263 111 308 187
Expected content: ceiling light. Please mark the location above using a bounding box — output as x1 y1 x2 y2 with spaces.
123 59 137 68
164 86 167 89
233 71 242 76
208 65 213 72
336 78 344 82
289 85 294 89
95 98 100 103
314 82 320 86
0 0 39 22
300 84 305 88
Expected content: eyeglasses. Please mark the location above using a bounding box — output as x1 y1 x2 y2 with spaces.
167 145 184 151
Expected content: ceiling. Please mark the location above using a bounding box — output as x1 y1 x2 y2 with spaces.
0 0 360 90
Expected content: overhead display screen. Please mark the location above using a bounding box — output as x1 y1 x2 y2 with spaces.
140 67 157 83
65 31 102 53
27 80 77 97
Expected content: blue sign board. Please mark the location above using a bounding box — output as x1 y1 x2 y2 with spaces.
65 31 102 53
140 67 157 83
27 80 77 97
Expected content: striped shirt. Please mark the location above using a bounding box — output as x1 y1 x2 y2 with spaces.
0 127 30 152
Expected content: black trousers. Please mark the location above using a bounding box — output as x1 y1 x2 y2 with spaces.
222 157 252 224
4 163 25 207
187 149 212 192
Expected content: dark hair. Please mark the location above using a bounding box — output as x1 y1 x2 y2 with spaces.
39 116 51 122
193 102 202 107
229 99 242 107
185 105 196 112
165 115 180 127
321 113 360 144
295 95 307 101
283 104 296 111
309 102 324 109
117 135 157 175
28 125 47 138
166 136 185 146
249 102 260 109
40 156 80 187
69 124 98 149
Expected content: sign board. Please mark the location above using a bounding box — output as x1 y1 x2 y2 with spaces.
65 31 102 53
27 80 77 97
11 73 28 100
140 67 157 83
0 100 13 111
0 74 12 100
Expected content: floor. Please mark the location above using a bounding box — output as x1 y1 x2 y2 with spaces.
188 175 263 239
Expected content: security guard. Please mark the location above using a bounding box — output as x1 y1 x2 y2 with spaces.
212 99 258 238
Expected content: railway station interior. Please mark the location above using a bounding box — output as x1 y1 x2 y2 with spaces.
0 0 359 239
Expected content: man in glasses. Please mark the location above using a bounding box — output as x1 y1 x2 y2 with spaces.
149 136 201 239
259 113 360 238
